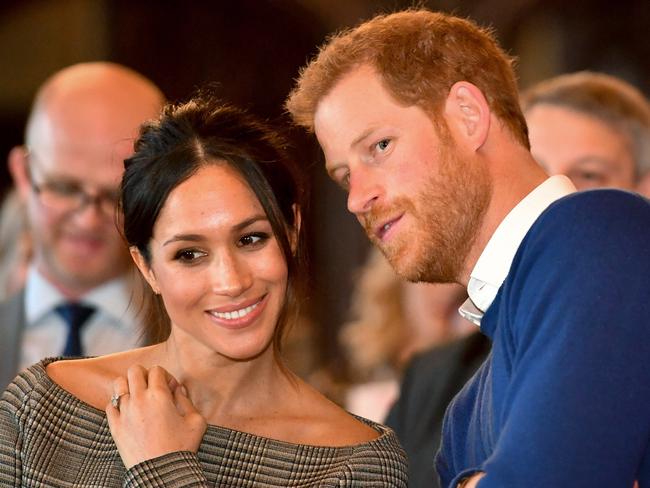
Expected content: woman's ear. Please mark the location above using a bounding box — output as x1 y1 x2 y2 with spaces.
130 246 160 295
289 204 302 254
444 81 491 152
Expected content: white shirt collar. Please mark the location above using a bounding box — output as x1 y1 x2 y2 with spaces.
25 266 138 327
25 266 62 325
459 175 576 325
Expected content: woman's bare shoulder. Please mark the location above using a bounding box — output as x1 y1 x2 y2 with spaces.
292 380 381 446
45 348 151 410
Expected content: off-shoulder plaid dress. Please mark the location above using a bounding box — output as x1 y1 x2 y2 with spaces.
0 360 408 487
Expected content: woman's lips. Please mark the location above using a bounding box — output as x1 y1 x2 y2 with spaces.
206 294 267 330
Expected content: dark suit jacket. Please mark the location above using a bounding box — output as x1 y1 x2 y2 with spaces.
385 331 491 488
0 290 25 391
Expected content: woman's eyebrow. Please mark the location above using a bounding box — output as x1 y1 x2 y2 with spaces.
162 215 269 247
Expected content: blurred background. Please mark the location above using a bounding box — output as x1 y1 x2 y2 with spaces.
1 0 649 379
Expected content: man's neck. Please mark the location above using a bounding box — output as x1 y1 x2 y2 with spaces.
459 149 548 287
35 263 103 301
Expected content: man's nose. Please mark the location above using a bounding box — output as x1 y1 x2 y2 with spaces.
346 167 381 216
72 197 105 228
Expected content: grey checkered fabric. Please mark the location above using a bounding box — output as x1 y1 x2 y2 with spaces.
0 360 408 487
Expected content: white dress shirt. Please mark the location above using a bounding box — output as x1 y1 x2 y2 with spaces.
459 175 576 325
20 266 142 370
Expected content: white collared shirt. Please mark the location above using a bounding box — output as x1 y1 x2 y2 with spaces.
459 175 576 325
20 266 142 369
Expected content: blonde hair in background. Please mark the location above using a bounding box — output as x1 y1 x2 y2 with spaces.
340 247 472 385
340 248 407 382
0 189 32 300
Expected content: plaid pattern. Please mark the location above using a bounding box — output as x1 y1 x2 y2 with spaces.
1 361 408 487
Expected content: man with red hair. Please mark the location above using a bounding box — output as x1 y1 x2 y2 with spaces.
288 9 650 488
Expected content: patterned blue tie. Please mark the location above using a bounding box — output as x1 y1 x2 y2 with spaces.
55 303 96 357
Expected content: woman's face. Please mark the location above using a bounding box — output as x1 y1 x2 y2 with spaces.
133 163 289 361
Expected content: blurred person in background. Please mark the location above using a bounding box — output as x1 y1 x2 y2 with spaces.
522 71 650 194
0 62 164 390
341 247 472 422
0 189 32 301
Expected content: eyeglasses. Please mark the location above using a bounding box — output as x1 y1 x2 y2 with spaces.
26 152 120 217
30 178 120 217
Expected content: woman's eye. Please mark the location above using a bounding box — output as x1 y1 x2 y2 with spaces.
174 249 205 262
239 233 269 248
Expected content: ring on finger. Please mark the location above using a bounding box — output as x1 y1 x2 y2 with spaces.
111 392 128 410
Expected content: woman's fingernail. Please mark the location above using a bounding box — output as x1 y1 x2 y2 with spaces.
181 385 188 396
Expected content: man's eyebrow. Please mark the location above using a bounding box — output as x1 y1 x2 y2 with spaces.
162 215 269 246
572 155 614 167
350 127 376 149
326 127 378 178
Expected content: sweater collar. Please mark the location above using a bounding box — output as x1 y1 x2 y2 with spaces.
459 175 576 326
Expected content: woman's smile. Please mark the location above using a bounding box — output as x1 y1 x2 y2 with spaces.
136 163 290 361
206 294 268 329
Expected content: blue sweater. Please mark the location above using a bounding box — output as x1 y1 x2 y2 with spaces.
436 190 650 488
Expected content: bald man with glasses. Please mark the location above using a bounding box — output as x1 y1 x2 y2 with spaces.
1 62 164 389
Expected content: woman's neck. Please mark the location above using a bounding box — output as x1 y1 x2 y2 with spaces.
146 334 295 425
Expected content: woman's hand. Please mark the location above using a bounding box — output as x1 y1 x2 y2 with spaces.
106 365 208 469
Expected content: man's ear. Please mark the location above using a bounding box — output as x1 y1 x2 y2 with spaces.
444 81 490 151
8 146 32 201
289 204 302 254
130 246 161 295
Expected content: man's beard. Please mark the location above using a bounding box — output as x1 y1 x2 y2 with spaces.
363 143 492 284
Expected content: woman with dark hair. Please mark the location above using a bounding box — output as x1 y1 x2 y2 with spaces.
0 96 408 487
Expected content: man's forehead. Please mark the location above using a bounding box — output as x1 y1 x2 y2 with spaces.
315 77 384 145
29 139 128 182
28 102 136 169
316 66 380 111
31 137 133 163
314 64 433 135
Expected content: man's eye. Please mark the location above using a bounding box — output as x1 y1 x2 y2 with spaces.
338 172 350 191
46 181 82 196
572 170 606 189
174 249 205 262
375 139 391 152
579 171 603 181
238 232 269 248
